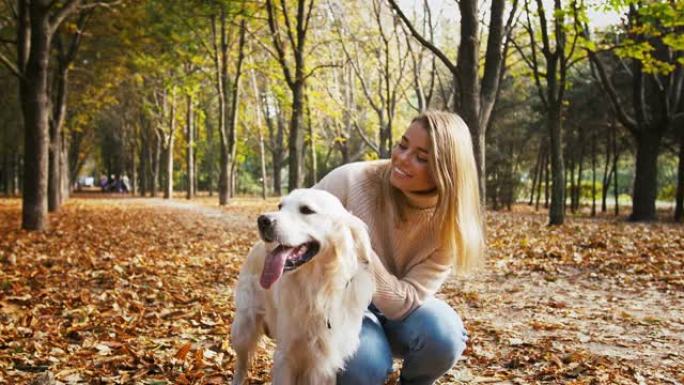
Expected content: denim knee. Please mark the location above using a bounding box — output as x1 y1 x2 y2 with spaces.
419 325 467 373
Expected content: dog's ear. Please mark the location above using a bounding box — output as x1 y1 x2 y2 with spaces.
345 213 372 265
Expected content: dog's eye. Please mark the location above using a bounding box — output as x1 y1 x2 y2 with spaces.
300 206 316 215
278 203 283 210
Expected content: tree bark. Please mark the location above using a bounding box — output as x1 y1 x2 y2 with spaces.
306 95 317 185
20 4 51 231
601 124 612 212
613 124 619 216
529 145 542 205
630 129 662 221
249 63 268 199
549 105 565 225
674 130 683 222
591 130 597 216
186 94 194 199
139 133 148 197
60 136 70 199
266 0 316 191
164 92 176 199
48 60 67 212
151 129 161 197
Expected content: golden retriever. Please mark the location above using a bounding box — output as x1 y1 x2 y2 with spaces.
230 189 374 385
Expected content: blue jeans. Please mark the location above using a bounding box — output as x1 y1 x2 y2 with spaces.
337 297 468 385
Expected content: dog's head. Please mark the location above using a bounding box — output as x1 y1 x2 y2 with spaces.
257 188 371 289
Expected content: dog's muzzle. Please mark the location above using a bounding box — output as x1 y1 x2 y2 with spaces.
258 215 276 242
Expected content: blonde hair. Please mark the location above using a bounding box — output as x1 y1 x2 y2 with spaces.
385 111 485 273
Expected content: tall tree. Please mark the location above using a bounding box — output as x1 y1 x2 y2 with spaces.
512 0 584 225
0 0 117 230
186 93 195 199
586 2 684 221
388 0 517 205
210 6 247 204
48 12 90 212
265 0 315 190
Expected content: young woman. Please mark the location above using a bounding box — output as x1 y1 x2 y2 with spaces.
314 110 485 385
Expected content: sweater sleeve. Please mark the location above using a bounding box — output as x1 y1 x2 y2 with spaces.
370 247 452 320
313 164 351 206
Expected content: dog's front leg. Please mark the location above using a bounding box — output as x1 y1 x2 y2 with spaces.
231 310 264 385
271 350 297 385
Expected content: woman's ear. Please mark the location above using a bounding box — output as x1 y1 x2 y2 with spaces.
346 214 372 265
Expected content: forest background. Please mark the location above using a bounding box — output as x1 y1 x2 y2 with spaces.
0 0 683 227
0 0 683 384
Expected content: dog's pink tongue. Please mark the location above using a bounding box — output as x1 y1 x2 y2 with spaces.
260 245 291 289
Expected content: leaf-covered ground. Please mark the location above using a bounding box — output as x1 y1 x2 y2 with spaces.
0 195 682 385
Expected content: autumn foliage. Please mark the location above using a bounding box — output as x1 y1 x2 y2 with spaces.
0 196 682 384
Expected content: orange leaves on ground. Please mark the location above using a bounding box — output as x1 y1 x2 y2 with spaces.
0 197 682 384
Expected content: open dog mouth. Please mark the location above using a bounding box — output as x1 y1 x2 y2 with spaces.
260 241 320 289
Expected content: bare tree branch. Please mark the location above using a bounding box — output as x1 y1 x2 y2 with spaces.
278 0 297 53
303 62 340 80
0 50 22 78
386 0 457 74
587 50 638 133
266 0 293 86
49 0 82 36
353 121 379 155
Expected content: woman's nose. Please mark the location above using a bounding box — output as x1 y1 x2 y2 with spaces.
397 149 410 165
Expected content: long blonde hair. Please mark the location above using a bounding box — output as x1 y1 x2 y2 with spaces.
387 111 485 273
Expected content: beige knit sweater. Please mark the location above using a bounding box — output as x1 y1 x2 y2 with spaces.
315 160 452 320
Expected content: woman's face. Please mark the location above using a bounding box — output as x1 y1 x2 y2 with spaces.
389 121 436 194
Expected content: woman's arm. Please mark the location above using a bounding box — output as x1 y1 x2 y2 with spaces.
370 249 451 320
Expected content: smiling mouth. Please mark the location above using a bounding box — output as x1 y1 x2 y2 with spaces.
393 167 411 178
259 241 321 289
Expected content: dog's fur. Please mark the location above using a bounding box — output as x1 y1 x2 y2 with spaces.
231 189 374 385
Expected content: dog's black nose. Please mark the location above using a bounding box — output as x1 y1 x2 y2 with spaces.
258 215 272 232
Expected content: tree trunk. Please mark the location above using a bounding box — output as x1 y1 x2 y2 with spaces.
591 130 597 217
529 145 542 205
288 82 305 191
601 125 612 213
186 94 194 200
674 130 683 222
14 153 22 195
250 65 268 199
139 134 148 197
20 6 51 230
613 126 619 216
630 129 662 221
575 129 585 212
307 96 317 185
549 106 565 225
455 0 484 205
568 154 575 213
152 130 160 197
48 65 67 212
48 117 62 211
164 99 176 200
60 137 70 199
1 153 7 195
129 142 136 195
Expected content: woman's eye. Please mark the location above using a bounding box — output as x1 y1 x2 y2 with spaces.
300 206 315 215
398 143 408 150
417 157 428 163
